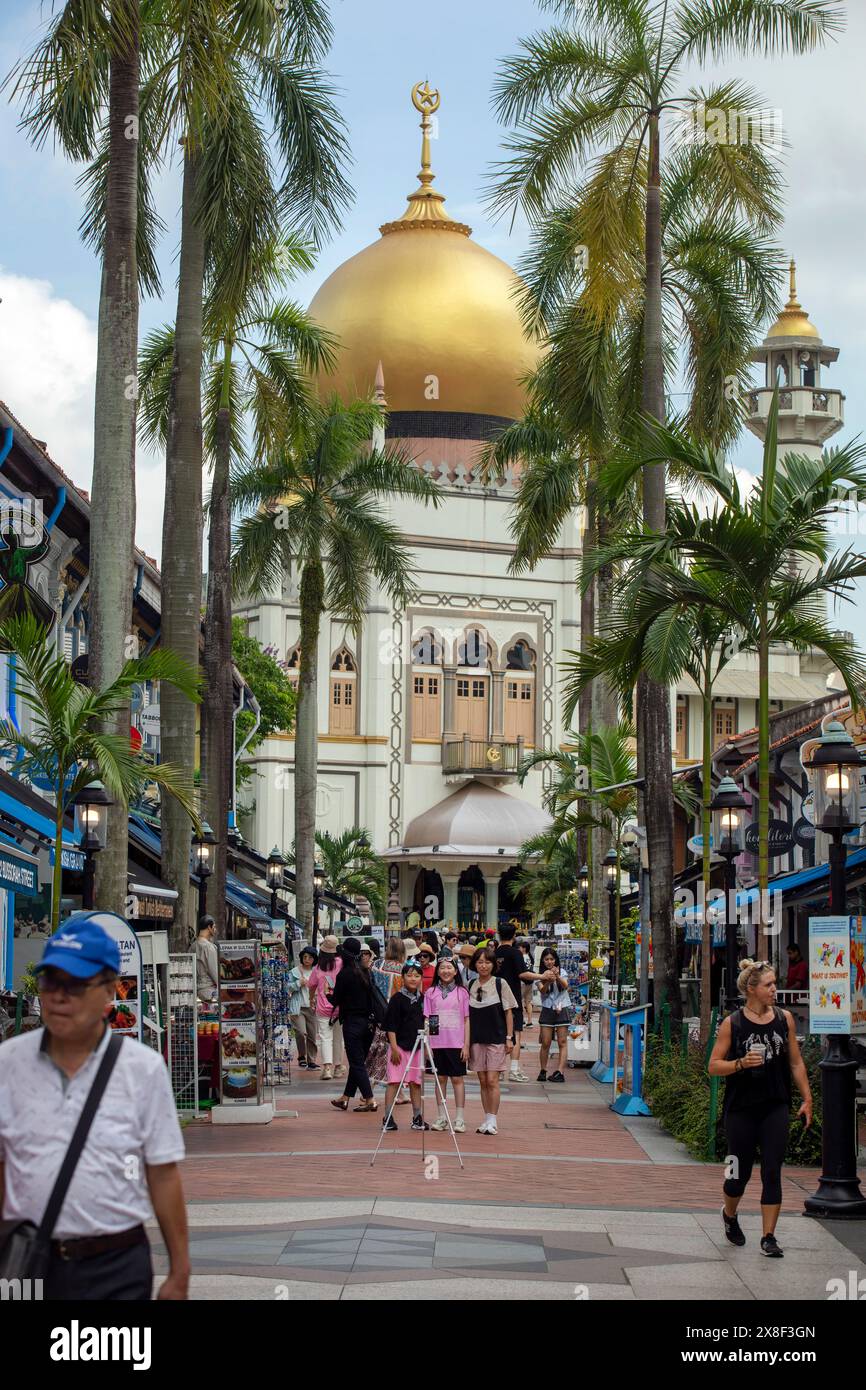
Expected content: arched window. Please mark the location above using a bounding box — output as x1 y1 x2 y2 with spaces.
286 643 301 687
504 639 535 743
329 645 357 736
455 628 490 740
712 698 737 752
411 629 442 740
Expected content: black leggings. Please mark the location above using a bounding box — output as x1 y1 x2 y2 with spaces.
723 1102 789 1206
341 1016 374 1100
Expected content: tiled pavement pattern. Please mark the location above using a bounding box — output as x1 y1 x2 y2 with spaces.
161 1040 866 1300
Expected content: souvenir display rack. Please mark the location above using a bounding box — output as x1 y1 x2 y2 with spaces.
261 939 293 1085
218 941 263 1104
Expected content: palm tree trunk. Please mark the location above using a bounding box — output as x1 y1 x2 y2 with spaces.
90 0 139 917
700 673 713 1044
162 148 205 949
758 618 770 946
640 109 678 1022
295 562 324 934
201 343 233 930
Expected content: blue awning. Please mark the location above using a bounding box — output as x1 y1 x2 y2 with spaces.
0 785 79 848
677 846 866 924
226 872 271 923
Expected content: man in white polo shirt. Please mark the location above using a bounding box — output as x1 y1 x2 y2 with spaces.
0 913 189 1300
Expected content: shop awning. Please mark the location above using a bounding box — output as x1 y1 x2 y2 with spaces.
0 771 79 850
677 846 866 924
226 872 271 925
677 670 823 702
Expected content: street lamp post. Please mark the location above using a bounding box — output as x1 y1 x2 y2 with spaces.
72 782 113 910
603 847 617 998
579 864 589 927
192 821 216 922
710 776 748 1013
312 859 326 948
266 846 287 920
803 721 866 1218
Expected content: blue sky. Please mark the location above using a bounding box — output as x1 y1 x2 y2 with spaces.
1 0 865 641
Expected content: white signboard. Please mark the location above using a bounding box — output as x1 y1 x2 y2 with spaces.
553 922 570 938
139 703 160 736
808 916 852 1034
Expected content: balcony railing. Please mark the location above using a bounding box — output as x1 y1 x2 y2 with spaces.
442 736 528 776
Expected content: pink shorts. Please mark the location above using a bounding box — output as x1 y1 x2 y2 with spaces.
387 1047 423 1084
470 1043 508 1073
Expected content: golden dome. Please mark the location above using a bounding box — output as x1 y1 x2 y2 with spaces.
766 259 820 339
308 83 540 420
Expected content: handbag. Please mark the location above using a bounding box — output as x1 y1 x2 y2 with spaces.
0 1032 124 1280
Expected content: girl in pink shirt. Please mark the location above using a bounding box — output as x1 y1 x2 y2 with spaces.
423 956 470 1133
307 945 344 1080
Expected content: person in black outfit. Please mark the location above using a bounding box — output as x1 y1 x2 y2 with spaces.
708 958 813 1257
327 939 377 1113
381 961 428 1132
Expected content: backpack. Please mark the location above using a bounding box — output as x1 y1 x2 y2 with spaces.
368 978 387 1029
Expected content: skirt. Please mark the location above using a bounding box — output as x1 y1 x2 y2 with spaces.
539 1006 573 1028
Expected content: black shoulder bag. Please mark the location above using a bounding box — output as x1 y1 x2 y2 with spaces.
0 1032 124 1280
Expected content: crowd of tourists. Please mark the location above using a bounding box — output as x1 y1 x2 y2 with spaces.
285 922 575 1135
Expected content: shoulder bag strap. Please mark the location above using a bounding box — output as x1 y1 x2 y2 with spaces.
37 1032 125 1243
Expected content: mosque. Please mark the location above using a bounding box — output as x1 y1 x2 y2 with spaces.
236 84 843 928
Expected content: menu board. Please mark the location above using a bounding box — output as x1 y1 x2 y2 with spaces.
218 941 262 1102
99 912 143 1041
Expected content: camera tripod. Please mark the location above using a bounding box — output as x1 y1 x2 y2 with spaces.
370 1024 465 1169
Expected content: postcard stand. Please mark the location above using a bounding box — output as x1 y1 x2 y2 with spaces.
212 940 273 1125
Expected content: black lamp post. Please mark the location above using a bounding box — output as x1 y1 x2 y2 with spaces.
802 721 866 1218
72 781 113 910
603 847 617 994
579 864 589 926
710 776 748 1012
312 859 326 948
266 846 287 919
192 821 216 921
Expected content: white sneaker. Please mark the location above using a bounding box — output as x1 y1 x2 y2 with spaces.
509 1070 529 1082
430 1117 448 1131
454 1118 466 1133
486 1120 498 1135
476 1120 491 1134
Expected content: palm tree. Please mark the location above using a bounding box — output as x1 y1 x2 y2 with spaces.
7 0 146 913
562 561 742 1040
138 233 336 925
0 616 198 929
595 392 866 955
291 828 387 920
230 396 441 930
507 830 580 923
489 0 844 1016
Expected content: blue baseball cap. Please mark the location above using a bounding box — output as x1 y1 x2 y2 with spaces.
38 912 121 979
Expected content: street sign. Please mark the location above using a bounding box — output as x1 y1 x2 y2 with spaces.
139 704 160 736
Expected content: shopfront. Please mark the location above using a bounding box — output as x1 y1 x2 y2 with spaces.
0 841 40 989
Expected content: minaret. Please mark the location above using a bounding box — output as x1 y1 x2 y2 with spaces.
372 359 387 451
744 259 844 460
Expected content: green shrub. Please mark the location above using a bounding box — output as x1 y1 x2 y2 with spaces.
643 1030 824 1167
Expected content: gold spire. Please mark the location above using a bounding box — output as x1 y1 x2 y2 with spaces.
766 257 820 339
380 82 471 236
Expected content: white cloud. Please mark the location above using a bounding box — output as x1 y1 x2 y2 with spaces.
0 268 166 564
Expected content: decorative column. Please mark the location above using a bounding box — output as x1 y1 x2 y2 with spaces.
486 872 499 929
442 874 460 932
443 665 458 735
491 670 505 739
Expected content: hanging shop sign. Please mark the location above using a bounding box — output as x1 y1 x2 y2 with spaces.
49 846 87 873
0 847 39 897
127 892 176 923
218 940 262 1102
808 916 855 1034
345 914 365 935
744 819 795 858
97 911 143 1042
138 704 161 737
792 816 815 849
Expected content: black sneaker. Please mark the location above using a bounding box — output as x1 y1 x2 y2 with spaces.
305 1062 320 1071
536 1069 547 1082
722 1207 746 1247
410 1115 430 1131
296 1060 307 1069
382 1116 398 1132
548 1070 565 1083
761 1234 783 1258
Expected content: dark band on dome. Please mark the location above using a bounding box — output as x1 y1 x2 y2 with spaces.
385 411 515 441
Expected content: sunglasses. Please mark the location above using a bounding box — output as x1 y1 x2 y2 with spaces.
38 969 111 998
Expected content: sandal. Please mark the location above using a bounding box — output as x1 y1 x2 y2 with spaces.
353 1100 378 1112
330 1097 349 1111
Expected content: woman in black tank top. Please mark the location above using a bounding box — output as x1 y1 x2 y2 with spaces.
708 959 813 1258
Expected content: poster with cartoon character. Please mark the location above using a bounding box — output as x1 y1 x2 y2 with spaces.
851 916 866 1035
809 917 852 1034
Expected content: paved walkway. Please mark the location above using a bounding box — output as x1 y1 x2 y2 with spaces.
156 1036 866 1301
